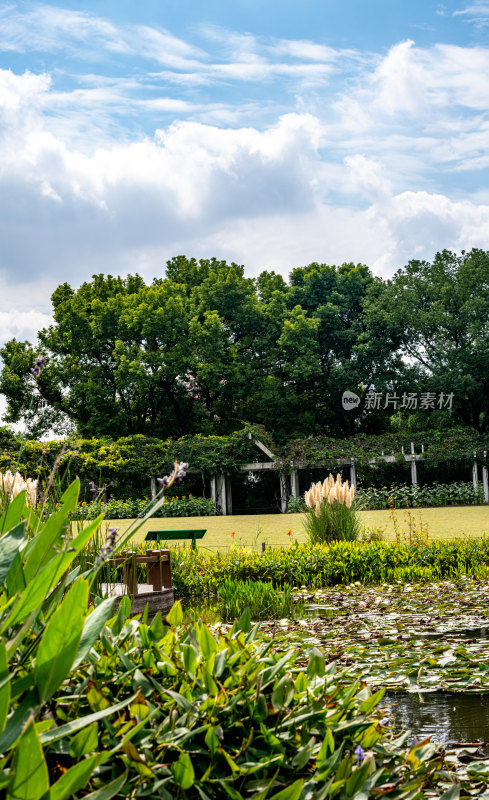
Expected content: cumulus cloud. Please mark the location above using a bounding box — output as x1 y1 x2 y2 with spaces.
0 310 52 345
0 5 488 362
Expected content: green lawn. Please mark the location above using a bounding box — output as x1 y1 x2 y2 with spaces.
101 505 489 551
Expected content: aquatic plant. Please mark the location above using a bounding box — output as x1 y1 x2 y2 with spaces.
217 578 296 620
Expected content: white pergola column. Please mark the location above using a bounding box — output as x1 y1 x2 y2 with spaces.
473 452 478 492
279 473 289 513
225 475 233 515
350 459 357 489
290 468 300 497
410 442 417 487
483 452 489 504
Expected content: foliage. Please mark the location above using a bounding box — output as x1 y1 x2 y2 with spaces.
0 486 455 799
287 495 307 513
304 501 362 544
0 257 403 440
364 247 489 433
44 600 453 799
0 480 110 797
1 424 489 504
72 494 217 520
281 426 489 472
359 480 486 509
270 579 489 693
4 248 489 442
217 578 296 620
289 480 486 512
168 538 489 595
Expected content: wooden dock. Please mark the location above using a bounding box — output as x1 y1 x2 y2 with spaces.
101 583 175 617
103 548 175 618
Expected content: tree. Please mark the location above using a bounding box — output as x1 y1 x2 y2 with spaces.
274 262 402 436
0 257 400 440
364 248 489 433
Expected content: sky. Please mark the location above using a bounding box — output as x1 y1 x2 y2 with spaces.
1 0 489 366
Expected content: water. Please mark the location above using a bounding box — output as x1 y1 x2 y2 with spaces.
384 691 489 744
177 595 489 744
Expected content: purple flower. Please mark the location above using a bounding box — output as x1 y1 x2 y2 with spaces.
31 355 47 379
354 745 365 765
94 527 119 568
157 461 188 490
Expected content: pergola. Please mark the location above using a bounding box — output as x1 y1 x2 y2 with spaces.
208 436 489 515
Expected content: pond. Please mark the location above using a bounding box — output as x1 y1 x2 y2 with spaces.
178 578 489 746
384 691 489 744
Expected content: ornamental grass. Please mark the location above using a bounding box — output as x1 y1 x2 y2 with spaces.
304 473 362 544
0 469 37 507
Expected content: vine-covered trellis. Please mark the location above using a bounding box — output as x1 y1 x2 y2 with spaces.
0 424 488 514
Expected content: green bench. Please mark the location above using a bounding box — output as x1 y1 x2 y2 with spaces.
145 529 206 551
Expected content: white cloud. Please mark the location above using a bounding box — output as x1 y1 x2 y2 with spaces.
454 2 489 26
1 6 489 362
0 310 52 347
0 3 205 68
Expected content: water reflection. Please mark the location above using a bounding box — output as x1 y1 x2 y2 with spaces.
385 692 489 743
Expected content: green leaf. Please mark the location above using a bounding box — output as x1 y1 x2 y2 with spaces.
23 500 75 583
438 787 460 800
0 640 9 735
149 611 167 641
345 760 371 796
358 687 385 714
182 643 198 674
172 752 195 790
166 600 183 627
49 754 98 800
271 676 295 710
307 647 325 679
40 692 138 745
200 624 218 659
35 579 88 703
467 761 489 779
7 721 49 800
316 730 335 768
111 596 131 635
294 671 308 693
79 771 128 800
205 725 220 756
269 779 303 800
0 689 38 753
262 651 295 687
0 522 26 584
3 517 102 634
0 492 26 536
69 723 99 758
235 607 251 633
72 596 115 669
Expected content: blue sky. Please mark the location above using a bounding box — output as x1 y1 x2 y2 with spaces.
1 0 489 362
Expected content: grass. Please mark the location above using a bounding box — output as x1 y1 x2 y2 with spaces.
95 505 489 551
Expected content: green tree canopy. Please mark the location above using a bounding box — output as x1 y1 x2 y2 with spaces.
0 255 408 439
364 248 489 433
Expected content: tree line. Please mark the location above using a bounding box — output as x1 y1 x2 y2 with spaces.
2 248 489 441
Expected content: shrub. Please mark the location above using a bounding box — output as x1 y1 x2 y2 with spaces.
71 494 217 520
167 538 489 595
288 480 486 512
